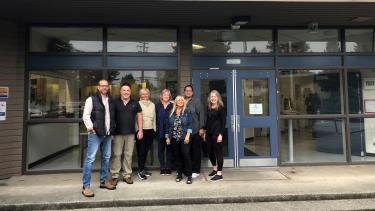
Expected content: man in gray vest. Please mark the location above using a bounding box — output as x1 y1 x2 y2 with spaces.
82 79 116 197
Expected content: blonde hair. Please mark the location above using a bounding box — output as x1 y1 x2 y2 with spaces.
170 95 187 117
208 90 224 110
139 88 151 99
160 89 172 101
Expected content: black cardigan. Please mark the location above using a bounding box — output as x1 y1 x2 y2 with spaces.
205 106 226 136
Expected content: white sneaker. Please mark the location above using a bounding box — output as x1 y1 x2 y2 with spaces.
192 173 200 178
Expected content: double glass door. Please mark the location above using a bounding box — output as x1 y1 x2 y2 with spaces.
192 69 278 167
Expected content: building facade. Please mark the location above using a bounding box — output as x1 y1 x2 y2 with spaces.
1 0 375 178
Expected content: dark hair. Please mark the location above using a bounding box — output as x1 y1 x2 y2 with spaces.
184 85 193 92
97 79 108 85
120 82 131 89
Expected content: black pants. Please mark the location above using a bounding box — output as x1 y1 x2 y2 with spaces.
190 133 202 173
206 134 224 171
172 138 192 176
158 137 173 170
136 129 154 171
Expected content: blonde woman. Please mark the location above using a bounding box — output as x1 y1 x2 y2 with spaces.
155 89 173 175
204 90 226 182
136 88 156 180
165 96 193 184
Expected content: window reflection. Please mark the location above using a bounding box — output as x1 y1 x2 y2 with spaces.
278 29 340 53
350 118 375 162
30 27 103 53
345 29 375 52
279 69 342 115
193 29 273 53
29 70 101 119
348 69 375 114
107 28 177 53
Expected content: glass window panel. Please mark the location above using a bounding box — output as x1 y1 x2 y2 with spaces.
347 69 375 114
280 119 346 163
243 128 270 157
107 70 177 102
279 69 342 115
27 123 81 170
29 70 102 119
345 29 374 52
350 118 375 162
30 27 103 53
107 28 177 53
278 29 341 53
242 79 269 116
193 29 273 53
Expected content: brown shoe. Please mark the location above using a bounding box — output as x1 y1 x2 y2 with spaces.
100 180 116 190
111 178 118 186
82 187 95 197
123 177 134 184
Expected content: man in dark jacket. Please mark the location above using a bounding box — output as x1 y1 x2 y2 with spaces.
82 79 116 197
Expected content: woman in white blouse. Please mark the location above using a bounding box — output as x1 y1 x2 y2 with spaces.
136 88 156 180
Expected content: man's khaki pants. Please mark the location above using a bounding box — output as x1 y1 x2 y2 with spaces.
110 134 135 179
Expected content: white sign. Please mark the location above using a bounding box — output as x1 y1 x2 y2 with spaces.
0 102 6 121
226 59 241 65
249 103 263 115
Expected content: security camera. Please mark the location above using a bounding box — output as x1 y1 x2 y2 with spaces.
308 22 319 33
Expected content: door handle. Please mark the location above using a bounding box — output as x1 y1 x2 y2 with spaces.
231 115 235 132
237 115 240 133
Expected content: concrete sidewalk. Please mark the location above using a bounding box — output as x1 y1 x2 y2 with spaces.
1 165 375 210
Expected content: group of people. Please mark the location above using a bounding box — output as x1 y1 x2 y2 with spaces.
81 79 226 197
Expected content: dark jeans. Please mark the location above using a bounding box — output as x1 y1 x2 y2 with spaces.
190 133 202 173
158 137 173 170
172 138 192 176
136 129 154 172
206 134 224 171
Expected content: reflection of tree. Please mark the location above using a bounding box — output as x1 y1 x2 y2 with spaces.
325 41 339 52
48 38 74 52
278 41 310 53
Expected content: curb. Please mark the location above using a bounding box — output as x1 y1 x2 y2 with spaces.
2 192 375 210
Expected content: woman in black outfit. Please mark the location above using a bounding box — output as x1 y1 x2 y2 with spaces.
204 90 226 182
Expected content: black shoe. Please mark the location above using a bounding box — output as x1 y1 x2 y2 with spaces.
138 171 147 180
165 169 172 175
160 169 166 175
175 174 183 182
186 176 192 184
208 170 217 177
144 170 152 177
210 174 223 182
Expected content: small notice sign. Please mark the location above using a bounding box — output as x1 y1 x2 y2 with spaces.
0 101 6 121
249 103 263 115
0 87 9 99
226 59 241 65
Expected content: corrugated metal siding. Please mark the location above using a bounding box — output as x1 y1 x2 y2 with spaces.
1 1 375 26
0 20 25 179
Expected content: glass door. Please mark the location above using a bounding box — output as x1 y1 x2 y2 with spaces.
236 70 278 167
192 70 234 167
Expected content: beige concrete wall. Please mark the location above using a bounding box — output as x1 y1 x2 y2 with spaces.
0 20 25 179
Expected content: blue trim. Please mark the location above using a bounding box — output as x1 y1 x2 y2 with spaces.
192 56 274 68
278 56 341 67
29 55 102 69
347 56 375 66
107 56 177 68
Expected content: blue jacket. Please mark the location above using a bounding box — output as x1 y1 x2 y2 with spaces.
165 110 193 140
155 101 173 140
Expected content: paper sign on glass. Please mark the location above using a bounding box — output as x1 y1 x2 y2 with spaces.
249 103 263 115
0 102 6 121
364 99 375 113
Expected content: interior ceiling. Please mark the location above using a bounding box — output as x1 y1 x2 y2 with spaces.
1 1 375 26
